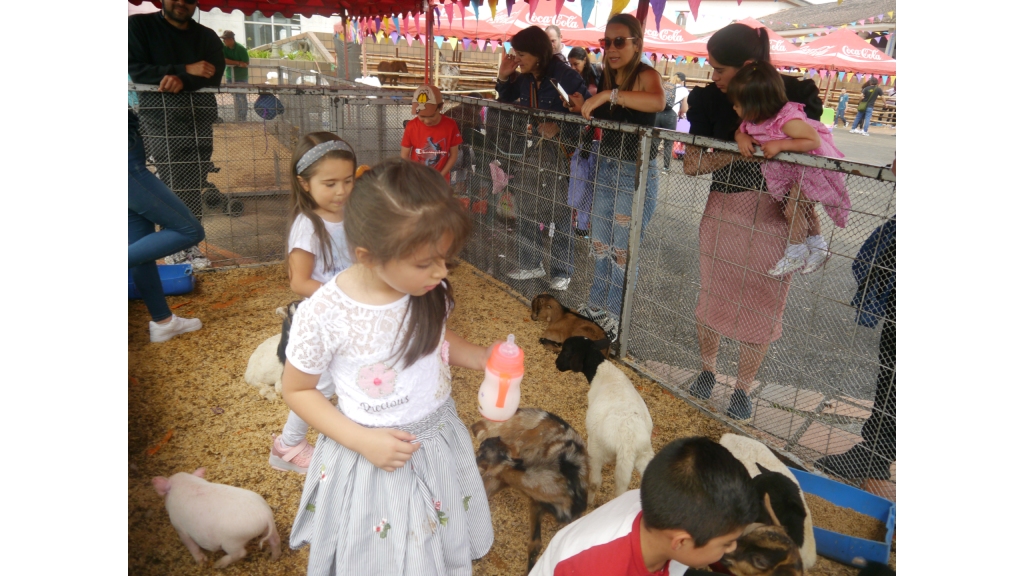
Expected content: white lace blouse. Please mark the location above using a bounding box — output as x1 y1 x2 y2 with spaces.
285 277 452 427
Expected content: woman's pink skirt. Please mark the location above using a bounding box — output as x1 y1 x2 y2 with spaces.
696 190 793 345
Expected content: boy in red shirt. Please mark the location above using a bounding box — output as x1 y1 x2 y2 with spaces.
400 84 462 182
530 437 760 576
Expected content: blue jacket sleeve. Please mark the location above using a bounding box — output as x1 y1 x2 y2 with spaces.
496 72 521 103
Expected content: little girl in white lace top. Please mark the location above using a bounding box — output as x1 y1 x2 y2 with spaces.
269 133 357 473
282 158 496 575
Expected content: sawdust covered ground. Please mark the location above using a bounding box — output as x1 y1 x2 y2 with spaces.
128 262 894 576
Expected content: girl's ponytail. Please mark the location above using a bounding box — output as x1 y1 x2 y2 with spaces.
755 27 771 63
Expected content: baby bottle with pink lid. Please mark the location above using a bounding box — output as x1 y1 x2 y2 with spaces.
478 334 525 421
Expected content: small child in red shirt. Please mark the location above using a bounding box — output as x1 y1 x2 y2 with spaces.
400 84 462 183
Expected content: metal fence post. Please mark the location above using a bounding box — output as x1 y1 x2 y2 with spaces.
617 129 653 358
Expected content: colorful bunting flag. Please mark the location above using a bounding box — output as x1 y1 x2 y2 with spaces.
470 0 481 21
374 17 381 33
610 0 630 18
689 0 701 22
839 71 846 80
435 36 444 49
581 0 596 28
651 0 667 31
881 75 889 84
444 3 454 26
887 11 894 18
528 0 540 18
556 0 566 17
448 37 458 50
698 57 706 67
463 38 471 51
406 33 414 47
477 38 487 51
503 41 513 53
389 31 399 44
488 0 499 20
505 0 515 17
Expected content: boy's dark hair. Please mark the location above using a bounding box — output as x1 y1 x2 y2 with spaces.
675 72 686 83
510 26 553 75
726 61 788 124
640 437 759 547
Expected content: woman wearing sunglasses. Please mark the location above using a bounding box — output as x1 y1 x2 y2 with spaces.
495 26 590 293
567 14 665 343
682 23 823 421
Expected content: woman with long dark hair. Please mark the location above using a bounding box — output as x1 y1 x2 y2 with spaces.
495 26 589 293
570 13 665 343
683 23 824 421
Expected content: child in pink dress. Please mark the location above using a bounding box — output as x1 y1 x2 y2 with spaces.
729 62 851 277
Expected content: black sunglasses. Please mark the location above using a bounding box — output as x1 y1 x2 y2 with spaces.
599 36 637 49
179 0 198 4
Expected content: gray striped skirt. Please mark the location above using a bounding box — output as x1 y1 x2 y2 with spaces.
290 398 494 575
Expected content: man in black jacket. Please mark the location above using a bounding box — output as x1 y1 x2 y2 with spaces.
129 0 225 224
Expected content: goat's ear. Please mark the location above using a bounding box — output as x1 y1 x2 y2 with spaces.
751 552 772 571
756 462 771 476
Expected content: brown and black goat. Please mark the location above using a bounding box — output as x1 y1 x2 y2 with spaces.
530 294 610 357
472 408 589 574
719 477 806 576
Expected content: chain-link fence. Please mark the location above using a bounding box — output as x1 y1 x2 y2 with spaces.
128 85 895 488
130 83 410 267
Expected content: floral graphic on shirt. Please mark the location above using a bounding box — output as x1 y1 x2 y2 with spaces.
319 464 327 482
434 500 449 527
357 363 397 399
374 518 391 539
436 340 452 399
463 495 471 511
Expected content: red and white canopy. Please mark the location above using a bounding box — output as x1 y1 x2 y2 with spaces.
673 18 796 59
772 29 896 75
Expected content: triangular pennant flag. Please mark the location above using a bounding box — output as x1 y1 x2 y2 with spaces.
808 68 816 77
477 38 487 51
470 0 481 20
698 57 706 67
448 37 458 50
651 0 667 31
868 16 875 23
610 0 630 18
503 41 513 53
376 31 385 43
413 12 420 36
458 3 467 27
488 0 499 20
555 0 566 17
581 0 596 28
444 4 454 26
675 56 683 64
435 36 445 49
839 71 846 80
528 0 540 18
887 11 894 18
434 7 441 25
506 0 515 17
392 16 400 35
837 0 843 5
493 40 501 52
881 75 889 84
406 33 414 47
463 38 472 51
644 51 652 60
374 17 382 33
689 0 701 21
878 14 884 20
858 19 865 25
390 31 399 44
855 73 863 82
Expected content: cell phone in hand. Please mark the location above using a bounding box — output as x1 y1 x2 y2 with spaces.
550 79 571 105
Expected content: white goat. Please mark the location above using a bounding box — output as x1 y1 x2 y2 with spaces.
243 302 301 400
555 336 655 504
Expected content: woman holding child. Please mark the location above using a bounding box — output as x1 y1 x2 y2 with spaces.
683 23 823 421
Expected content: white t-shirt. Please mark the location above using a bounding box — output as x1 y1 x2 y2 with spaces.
285 279 452 427
287 213 353 284
672 85 689 116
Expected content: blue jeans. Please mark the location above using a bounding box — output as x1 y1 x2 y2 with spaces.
852 106 874 132
129 124 205 321
587 156 659 319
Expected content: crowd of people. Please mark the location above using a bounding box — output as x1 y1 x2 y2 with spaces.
129 6 895 574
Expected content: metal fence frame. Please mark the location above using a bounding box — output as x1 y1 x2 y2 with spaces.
129 84 895 486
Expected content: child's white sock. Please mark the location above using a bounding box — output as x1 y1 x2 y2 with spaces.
805 234 827 252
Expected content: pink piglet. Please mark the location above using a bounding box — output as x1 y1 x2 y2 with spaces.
151 468 281 568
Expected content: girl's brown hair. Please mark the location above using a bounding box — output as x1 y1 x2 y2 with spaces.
726 62 788 124
287 132 357 277
345 158 472 368
600 14 649 94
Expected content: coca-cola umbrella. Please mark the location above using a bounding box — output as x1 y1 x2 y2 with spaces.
772 29 896 76
674 17 796 58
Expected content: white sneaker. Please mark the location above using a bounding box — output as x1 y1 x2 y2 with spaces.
849 128 860 134
801 248 831 275
860 131 870 137
507 266 545 280
150 314 202 343
549 277 570 291
769 244 809 277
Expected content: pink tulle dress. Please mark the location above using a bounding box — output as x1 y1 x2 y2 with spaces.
740 102 851 228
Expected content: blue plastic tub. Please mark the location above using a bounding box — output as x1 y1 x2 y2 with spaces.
790 467 896 566
128 264 195 299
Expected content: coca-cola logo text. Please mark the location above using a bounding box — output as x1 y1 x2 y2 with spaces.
797 45 834 57
644 29 688 42
770 39 789 51
841 45 882 60
530 14 581 29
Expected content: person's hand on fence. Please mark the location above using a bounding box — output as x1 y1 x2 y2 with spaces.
735 130 758 157
760 140 786 159
158 75 184 93
186 60 216 78
580 90 610 121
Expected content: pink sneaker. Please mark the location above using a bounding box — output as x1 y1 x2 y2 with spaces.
269 434 314 474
